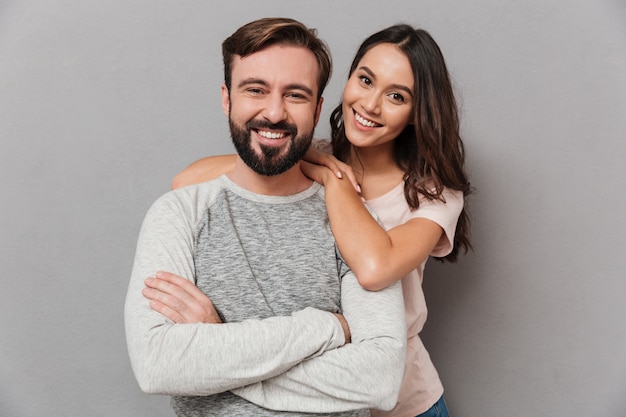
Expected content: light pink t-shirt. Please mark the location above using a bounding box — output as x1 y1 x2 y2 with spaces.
367 182 463 417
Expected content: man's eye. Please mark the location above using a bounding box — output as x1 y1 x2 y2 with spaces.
243 87 265 95
286 92 310 102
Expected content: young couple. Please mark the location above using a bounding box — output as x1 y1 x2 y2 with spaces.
127 16 471 417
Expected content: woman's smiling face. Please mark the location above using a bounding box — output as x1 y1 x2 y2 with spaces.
342 43 415 149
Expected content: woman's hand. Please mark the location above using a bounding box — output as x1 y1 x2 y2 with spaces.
302 147 361 193
143 271 222 324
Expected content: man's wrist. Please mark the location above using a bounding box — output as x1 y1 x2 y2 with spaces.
332 313 351 344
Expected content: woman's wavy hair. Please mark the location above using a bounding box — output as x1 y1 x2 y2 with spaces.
331 24 472 262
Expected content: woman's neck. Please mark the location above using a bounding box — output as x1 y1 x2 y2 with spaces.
348 144 405 200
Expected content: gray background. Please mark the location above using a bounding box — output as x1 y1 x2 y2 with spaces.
1 0 625 415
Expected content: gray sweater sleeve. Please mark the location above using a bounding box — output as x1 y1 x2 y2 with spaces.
232 273 407 412
124 190 346 396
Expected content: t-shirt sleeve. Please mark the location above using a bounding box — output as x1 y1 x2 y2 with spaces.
412 187 464 257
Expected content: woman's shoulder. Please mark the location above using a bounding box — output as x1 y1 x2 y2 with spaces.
411 184 464 224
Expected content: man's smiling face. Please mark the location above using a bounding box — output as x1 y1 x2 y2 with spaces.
222 44 323 176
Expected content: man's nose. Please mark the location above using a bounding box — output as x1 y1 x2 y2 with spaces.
262 94 287 124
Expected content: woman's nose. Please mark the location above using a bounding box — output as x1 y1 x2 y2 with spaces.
361 92 381 115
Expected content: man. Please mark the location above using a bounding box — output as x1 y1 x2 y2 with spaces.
124 17 406 416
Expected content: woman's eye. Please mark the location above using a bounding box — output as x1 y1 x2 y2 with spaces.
359 76 372 86
390 92 405 103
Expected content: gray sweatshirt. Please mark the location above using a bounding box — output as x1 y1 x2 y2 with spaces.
124 175 406 416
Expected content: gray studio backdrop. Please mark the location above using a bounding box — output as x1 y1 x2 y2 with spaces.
1 0 625 415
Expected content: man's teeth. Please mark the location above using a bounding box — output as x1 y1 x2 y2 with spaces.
258 130 286 139
355 112 379 127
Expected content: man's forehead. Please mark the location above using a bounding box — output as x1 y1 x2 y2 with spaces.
231 44 320 93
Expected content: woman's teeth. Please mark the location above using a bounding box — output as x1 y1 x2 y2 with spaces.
355 112 379 127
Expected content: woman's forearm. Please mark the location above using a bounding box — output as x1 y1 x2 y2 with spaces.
172 155 237 189
323 175 444 291
323 176 398 290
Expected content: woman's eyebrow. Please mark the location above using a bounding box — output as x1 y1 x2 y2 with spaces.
358 65 413 97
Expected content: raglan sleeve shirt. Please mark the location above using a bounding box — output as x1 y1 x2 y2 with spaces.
124 185 406 411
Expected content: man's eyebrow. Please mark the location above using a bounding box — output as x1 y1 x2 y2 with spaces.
359 65 414 97
237 78 269 89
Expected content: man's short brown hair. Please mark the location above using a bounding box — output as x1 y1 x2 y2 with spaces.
222 17 332 100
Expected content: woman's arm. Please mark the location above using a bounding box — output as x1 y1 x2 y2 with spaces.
301 162 444 291
171 155 237 189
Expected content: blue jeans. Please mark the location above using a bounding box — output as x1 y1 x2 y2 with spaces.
415 396 449 417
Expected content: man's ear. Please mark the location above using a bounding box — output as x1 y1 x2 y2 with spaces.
314 97 324 126
221 83 230 116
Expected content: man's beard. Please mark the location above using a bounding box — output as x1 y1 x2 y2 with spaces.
230 118 313 176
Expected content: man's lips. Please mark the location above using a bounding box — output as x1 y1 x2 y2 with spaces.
256 129 287 139
254 129 290 147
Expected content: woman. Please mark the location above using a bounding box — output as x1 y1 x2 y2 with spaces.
166 24 471 417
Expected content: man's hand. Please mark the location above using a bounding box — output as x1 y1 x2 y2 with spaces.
143 271 222 324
